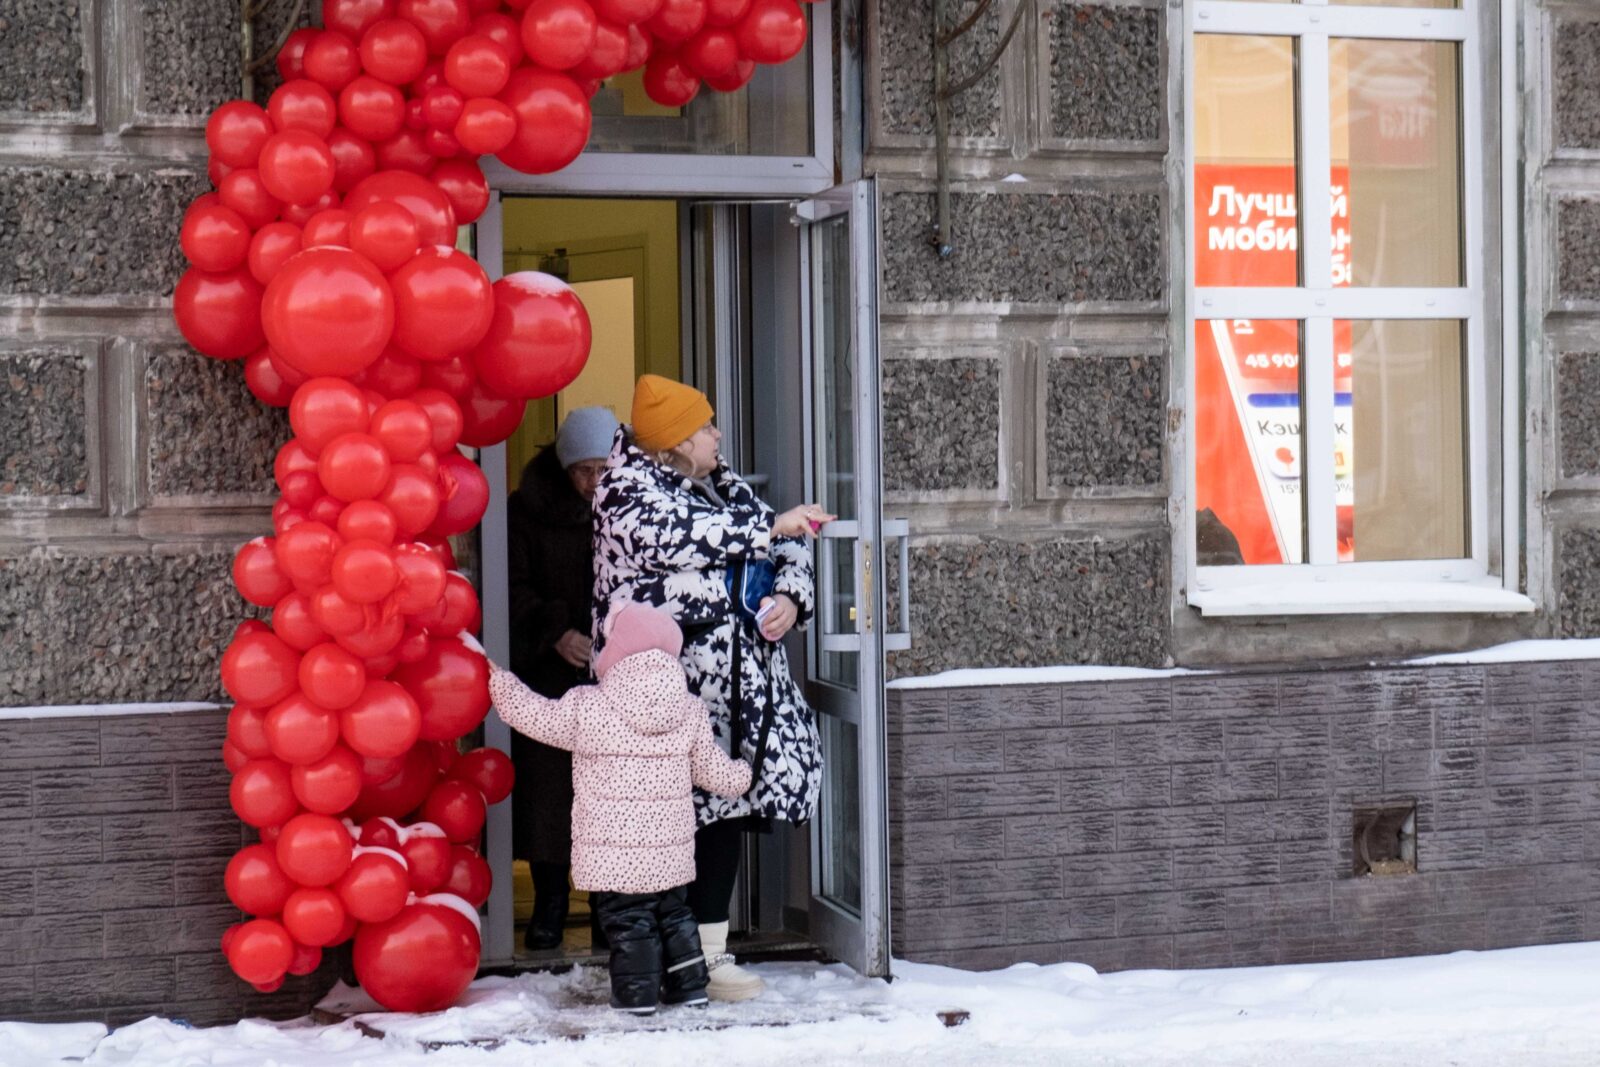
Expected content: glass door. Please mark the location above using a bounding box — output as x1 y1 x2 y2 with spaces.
798 180 892 978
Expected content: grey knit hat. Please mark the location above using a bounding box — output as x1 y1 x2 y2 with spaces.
555 406 620 468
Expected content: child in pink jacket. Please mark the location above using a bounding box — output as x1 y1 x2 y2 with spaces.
488 602 753 1015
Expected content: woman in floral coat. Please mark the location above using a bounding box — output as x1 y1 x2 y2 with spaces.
590 375 832 1002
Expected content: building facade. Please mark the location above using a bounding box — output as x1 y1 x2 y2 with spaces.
0 0 1598 1026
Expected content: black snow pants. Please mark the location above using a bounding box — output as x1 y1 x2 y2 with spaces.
591 884 709 1013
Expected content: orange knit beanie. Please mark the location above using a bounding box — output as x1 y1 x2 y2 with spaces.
631 374 714 452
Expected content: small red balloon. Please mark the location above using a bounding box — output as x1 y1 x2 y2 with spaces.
328 128 379 192
737 0 806 64
332 539 401 604
292 743 366 813
230 757 301 828
398 0 472 54
181 202 252 273
649 0 707 44
219 168 283 228
277 812 356 885
452 97 516 154
361 17 431 83
704 56 755 92
265 692 342 766
392 543 448 614
268 78 339 137
233 537 294 608
428 159 489 225
643 49 701 107
400 832 453 891
569 17 630 80
225 843 297 915
447 747 514 804
228 919 295 986
248 222 304 286
444 33 511 97
349 202 421 272
683 27 739 79
420 778 486 843
457 381 527 448
275 519 343 590
326 0 397 39
471 11 525 63
704 0 750 26
355 347 425 397
245 347 299 407
258 130 337 206
442 844 492 906
299 641 370 709
369 400 433 462
283 885 348 947
311 584 368 636
340 679 423 758
338 499 401 545
229 702 273 759
174 266 265 360
337 850 412 922
519 0 597 71
380 464 444 536
278 27 320 80
318 433 394 503
305 30 363 90
222 630 302 707
339 74 408 141
273 590 328 652
291 377 371 455
348 742 439 821
206 100 276 169
428 451 489 538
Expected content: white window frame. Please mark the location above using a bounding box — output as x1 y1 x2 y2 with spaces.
1183 0 1531 616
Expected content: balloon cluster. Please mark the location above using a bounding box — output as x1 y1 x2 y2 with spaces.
175 0 815 1016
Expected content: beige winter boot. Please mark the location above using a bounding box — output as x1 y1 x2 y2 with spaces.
698 921 764 1002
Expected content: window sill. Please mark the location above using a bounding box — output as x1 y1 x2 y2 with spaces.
1188 581 1536 617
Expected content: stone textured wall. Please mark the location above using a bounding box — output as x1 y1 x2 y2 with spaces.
869 0 1171 677
889 659 1600 971
0 711 340 1026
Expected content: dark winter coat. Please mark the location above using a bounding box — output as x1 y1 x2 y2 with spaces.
590 427 823 828
507 446 595 865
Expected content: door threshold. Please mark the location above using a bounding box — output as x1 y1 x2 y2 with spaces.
491 930 826 977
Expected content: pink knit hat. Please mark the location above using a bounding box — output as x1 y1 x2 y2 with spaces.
592 603 684 678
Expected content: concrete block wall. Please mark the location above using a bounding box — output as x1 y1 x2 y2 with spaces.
888 659 1600 970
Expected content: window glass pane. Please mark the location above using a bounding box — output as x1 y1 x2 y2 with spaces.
1194 36 1300 287
587 41 813 156
1337 320 1468 561
1330 0 1456 8
1330 39 1462 286
1196 319 1306 566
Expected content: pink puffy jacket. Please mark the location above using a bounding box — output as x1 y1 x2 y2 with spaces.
490 649 752 894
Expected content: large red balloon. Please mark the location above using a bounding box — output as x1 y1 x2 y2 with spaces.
353 900 480 1012
226 843 298 915
291 743 365 813
420 778 486 842
496 67 592 175
339 75 408 141
234 537 295 607
737 0 806 64
389 247 494 360
394 636 491 741
345 170 457 246
447 747 514 805
299 641 370 709
429 159 490 225
457 381 527 448
222 630 302 707
337 850 412 922
230 757 301 827
228 919 295 986
282 885 348 947
332 538 401 604
341 679 423 758
347 741 438 820
174 267 266 360
519 0 597 71
318 432 394 502
266 691 343 764
428 451 489 537
181 203 252 273
276 812 355 885
263 247 395 377
206 101 275 169
472 271 591 399
290 378 371 455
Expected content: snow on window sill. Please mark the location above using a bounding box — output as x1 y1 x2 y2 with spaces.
0 702 223 722
1187 580 1536 617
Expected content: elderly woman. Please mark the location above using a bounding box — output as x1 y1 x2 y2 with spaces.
590 374 832 1002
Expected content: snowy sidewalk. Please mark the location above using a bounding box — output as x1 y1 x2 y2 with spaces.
12 941 1600 1066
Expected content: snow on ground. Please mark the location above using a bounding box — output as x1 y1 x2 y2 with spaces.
15 941 1600 1067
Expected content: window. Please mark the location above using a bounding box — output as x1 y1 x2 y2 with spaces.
1185 0 1528 614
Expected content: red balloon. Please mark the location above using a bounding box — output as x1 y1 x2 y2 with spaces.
328 128 379 193
232 537 292 607
340 679 423 758
263 247 396 378
246 347 299 407
705 0 750 26
348 741 438 820
442 845 492 906
206 100 275 169
411 60 448 98
275 437 320 492
472 271 592 398
318 433 394 502
369 400 433 462
282 190 342 228
266 693 342 765
643 49 701 107
299 641 370 709
457 381 527 448
389 247 494 360
394 636 491 741
219 168 283 228
338 850 412 922
309 494 347 526
353 901 480 1013
228 703 274 759
291 378 371 455
594 0 663 20
471 12 525 63
392 543 448 614
704 56 755 92
737 0 805 64
519 0 597 71
208 156 235 186
398 0 472 54
292 743 366 813
174 267 265 360
424 125 463 158
278 27 320 80
380 464 443 536
226 843 297 915
273 591 328 653
422 779 487 843
258 130 337 206
344 170 457 246
418 353 476 399
360 817 404 847
446 747 514 805
569 18 630 80
429 452 489 538
230 757 301 828
339 75 407 141
288 942 324 978
649 0 707 44
305 30 363 90
453 97 516 155
310 584 368 636
401 832 453 891
248 222 304 286
437 571 482 632
268 79 339 138
333 539 401 604
277 812 356 885
683 27 739 79
496 67 592 175
620 21 652 71
338 499 400 545
228 919 295 986
361 17 431 83
349 203 421 272
181 202 252 273
444 34 511 98
335 607 407 658
225 738 254 773
275 520 342 590
326 0 396 39
355 347 425 397
430 738 461 775
222 630 302 707
395 624 431 663
428 159 489 225
283 885 347 946
420 84 466 129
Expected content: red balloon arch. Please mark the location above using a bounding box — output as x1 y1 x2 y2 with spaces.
182 0 816 1013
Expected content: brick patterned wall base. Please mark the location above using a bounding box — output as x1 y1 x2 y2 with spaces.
888 660 1600 972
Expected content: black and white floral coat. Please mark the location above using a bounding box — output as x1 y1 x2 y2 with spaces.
590 428 822 828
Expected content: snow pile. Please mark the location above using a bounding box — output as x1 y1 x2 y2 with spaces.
13 942 1600 1067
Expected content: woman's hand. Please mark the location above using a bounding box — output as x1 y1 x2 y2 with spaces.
554 629 593 669
758 594 799 642
772 503 836 540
